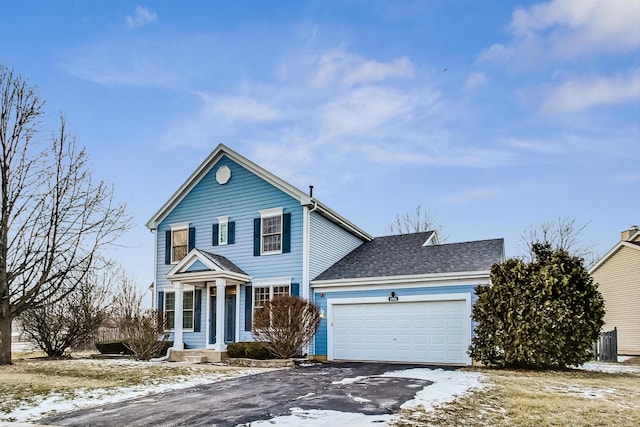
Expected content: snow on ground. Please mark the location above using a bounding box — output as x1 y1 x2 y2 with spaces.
331 375 368 385
245 408 393 427
382 368 486 411
247 368 486 426
3 366 262 423
578 361 640 375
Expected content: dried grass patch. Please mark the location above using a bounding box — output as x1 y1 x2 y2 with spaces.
394 368 640 427
0 357 231 414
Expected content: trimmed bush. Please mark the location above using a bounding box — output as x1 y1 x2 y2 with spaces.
469 243 605 369
95 340 133 355
226 342 275 360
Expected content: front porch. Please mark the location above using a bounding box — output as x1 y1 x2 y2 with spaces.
166 249 252 353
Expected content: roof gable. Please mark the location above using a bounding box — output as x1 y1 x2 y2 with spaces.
313 232 505 281
146 144 371 241
167 248 248 277
590 239 640 274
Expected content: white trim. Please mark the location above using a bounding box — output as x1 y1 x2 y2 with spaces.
589 239 640 274
312 270 491 288
215 165 231 185
258 207 283 217
423 232 439 246
259 207 283 255
326 293 472 365
302 205 310 300
145 144 372 241
252 276 293 287
314 278 489 294
235 283 241 343
169 223 190 264
169 221 190 230
153 229 158 309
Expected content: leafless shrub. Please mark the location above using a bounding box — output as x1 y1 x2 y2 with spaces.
19 266 113 357
112 273 168 360
252 295 320 359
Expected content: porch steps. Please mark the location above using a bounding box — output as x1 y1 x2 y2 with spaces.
184 355 207 364
169 349 228 363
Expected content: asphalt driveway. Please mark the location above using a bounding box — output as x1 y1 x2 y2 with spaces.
42 362 450 426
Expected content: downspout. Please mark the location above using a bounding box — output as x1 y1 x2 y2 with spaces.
302 200 319 300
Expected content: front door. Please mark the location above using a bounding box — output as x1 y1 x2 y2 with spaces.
209 286 237 346
225 287 236 343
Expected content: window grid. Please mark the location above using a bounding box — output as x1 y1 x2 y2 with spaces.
273 285 290 299
163 290 195 330
262 216 282 253
254 287 270 309
165 292 176 329
183 290 194 330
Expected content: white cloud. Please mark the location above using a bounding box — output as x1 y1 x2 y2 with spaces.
200 93 282 122
541 69 640 113
312 51 414 88
464 72 488 92
481 0 640 64
320 86 416 136
125 6 157 29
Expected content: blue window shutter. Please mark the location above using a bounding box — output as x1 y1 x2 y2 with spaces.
228 221 235 245
245 286 253 331
282 213 291 253
164 231 171 264
158 291 164 311
291 283 299 297
188 227 196 251
194 289 202 332
253 218 261 256
212 224 219 246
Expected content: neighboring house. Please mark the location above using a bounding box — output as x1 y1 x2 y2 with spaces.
590 226 640 357
146 144 504 365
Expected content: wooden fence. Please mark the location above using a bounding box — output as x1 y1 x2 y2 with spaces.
593 327 617 362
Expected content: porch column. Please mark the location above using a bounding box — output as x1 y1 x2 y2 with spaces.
173 282 184 350
214 278 226 351
235 283 241 342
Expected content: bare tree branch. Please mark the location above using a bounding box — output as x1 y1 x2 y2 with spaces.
385 204 445 240
520 216 597 265
0 65 131 364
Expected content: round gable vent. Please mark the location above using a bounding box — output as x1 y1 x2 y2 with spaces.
216 165 231 185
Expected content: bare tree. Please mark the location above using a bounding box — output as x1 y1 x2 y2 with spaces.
386 204 445 239
0 65 130 364
521 216 596 265
18 265 113 357
252 295 320 359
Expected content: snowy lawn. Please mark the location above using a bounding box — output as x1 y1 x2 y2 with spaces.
392 364 640 427
0 357 264 423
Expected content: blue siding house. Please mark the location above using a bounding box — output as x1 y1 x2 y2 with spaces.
146 144 503 365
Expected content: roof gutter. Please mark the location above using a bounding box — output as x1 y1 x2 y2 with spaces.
311 270 491 288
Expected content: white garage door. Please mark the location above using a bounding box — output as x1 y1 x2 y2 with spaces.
331 299 470 365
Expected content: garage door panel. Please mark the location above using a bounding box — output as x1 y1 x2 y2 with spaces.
331 299 469 364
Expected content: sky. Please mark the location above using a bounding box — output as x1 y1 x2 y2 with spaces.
1 0 638 290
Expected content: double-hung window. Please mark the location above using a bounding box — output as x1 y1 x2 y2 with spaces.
259 208 283 255
163 290 195 330
169 222 190 263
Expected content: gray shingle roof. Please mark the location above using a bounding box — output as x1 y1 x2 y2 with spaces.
313 232 504 281
198 250 248 276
